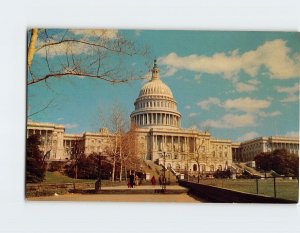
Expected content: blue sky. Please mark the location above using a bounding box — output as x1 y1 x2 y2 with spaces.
28 30 300 142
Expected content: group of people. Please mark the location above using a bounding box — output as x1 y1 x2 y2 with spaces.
128 174 140 188
150 174 166 186
127 173 166 188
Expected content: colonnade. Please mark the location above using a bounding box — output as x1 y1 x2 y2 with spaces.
132 112 180 127
151 134 196 155
27 129 53 144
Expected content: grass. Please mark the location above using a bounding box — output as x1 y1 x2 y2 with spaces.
43 171 96 184
43 171 128 186
197 178 299 202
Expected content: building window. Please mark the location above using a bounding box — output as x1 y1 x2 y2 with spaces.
193 164 197 171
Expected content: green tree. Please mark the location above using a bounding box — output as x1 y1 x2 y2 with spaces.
64 153 111 179
26 134 46 183
255 149 299 176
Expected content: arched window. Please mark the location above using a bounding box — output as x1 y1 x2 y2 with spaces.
193 164 197 171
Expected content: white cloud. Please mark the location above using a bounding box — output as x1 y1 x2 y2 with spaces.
223 97 270 113
258 111 281 117
36 29 119 57
275 83 299 103
201 113 256 129
235 82 257 93
197 97 271 113
69 29 118 39
65 123 79 129
36 38 94 57
185 105 191 110
236 131 260 142
280 95 299 103
162 66 178 77
160 39 300 80
285 131 299 137
197 97 221 110
57 117 64 121
275 83 299 94
189 112 197 117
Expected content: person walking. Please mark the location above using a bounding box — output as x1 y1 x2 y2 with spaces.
159 174 162 186
151 175 156 186
135 174 139 186
129 173 135 188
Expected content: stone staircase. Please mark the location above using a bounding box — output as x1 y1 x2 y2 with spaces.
144 160 178 184
236 162 271 177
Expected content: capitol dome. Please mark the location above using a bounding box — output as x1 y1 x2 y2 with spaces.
138 77 173 98
130 60 181 129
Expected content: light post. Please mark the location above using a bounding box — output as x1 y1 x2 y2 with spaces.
168 164 171 185
95 148 103 192
162 151 166 192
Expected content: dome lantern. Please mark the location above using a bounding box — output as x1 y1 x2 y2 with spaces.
151 59 160 80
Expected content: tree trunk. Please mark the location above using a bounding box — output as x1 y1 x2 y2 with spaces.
119 162 122 181
112 156 115 182
75 163 78 179
27 28 38 69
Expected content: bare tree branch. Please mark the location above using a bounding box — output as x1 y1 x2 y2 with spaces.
36 39 135 56
28 98 55 117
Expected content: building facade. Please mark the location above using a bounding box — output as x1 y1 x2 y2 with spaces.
27 121 113 161
232 136 299 162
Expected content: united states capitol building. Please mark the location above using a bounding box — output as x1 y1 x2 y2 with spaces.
27 61 299 174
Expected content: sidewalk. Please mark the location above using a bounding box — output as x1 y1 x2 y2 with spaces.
73 184 189 195
101 185 187 190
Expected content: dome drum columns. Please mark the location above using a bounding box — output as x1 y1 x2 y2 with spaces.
131 112 181 128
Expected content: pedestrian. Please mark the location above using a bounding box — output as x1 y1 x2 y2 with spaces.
127 180 131 188
159 175 162 186
129 173 135 188
151 175 156 185
135 174 139 186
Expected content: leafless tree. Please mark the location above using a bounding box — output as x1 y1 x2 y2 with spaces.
121 123 142 179
190 139 207 183
27 29 148 85
100 102 129 182
27 28 150 117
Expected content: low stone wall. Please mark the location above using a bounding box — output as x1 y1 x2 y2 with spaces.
26 182 95 197
179 180 297 203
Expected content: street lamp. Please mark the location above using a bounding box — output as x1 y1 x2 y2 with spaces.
95 148 103 192
168 164 171 185
162 151 166 192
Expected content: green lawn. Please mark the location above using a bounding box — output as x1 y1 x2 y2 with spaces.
43 171 96 184
43 172 128 186
197 178 299 202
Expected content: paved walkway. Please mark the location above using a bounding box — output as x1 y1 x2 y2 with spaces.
27 185 202 202
100 185 187 190
28 193 201 202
